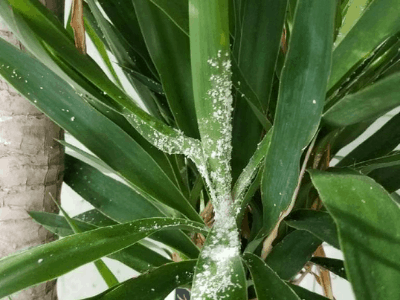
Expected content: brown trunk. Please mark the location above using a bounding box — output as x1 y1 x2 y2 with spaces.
0 1 64 299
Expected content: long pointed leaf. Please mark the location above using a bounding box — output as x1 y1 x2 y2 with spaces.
0 218 207 298
64 155 200 258
28 211 171 272
83 260 196 300
323 72 400 127
0 37 202 223
243 253 300 300
328 0 400 90
260 0 335 236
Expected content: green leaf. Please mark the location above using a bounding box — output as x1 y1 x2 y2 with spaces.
51 197 119 288
369 165 400 193
310 257 347 279
132 0 199 138
353 152 400 174
310 170 400 300
0 218 207 298
288 284 330 300
236 0 287 109
233 130 272 220
261 0 335 236
149 0 188 36
243 253 300 300
265 230 321 280
285 210 340 249
189 0 233 195
191 227 247 300
323 72 400 127
64 155 200 258
85 0 163 119
83 4 122 87
0 37 202 223
231 58 271 129
83 260 196 300
28 211 171 272
338 112 400 166
59 140 115 174
328 0 400 91
74 209 117 227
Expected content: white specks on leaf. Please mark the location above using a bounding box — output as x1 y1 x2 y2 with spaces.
38 259 43 263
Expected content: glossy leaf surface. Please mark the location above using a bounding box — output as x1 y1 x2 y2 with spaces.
83 260 196 300
0 37 201 223
310 170 400 300
28 211 171 272
0 218 207 298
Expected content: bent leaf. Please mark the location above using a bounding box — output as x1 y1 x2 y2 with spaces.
310 170 400 300
285 210 340 249
243 253 300 300
0 37 202 223
0 218 207 298
323 72 400 127
83 260 196 300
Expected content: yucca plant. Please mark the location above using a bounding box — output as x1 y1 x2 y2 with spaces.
1 0 400 299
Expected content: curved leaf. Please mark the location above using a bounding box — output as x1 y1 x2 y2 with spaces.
0 37 202 223
243 253 300 300
83 260 196 300
132 0 199 138
0 218 207 298
338 112 400 166
310 257 347 280
310 170 400 300
328 0 400 90
265 230 321 280
285 210 340 249
323 72 400 127
288 284 330 300
64 155 200 258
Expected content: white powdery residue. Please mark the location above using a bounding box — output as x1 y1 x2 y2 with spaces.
192 215 241 299
203 52 234 200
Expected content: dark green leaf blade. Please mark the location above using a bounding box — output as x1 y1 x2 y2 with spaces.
0 218 207 298
288 284 330 300
310 170 400 300
243 253 300 300
237 0 287 108
337 112 400 167
83 260 196 300
132 0 198 138
149 0 188 35
28 211 171 272
265 230 321 280
323 72 400 127
64 155 200 258
261 0 335 235
328 0 400 90
0 37 201 223
310 257 347 279
285 210 340 249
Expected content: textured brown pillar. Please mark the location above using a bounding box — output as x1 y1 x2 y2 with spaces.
0 1 64 299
